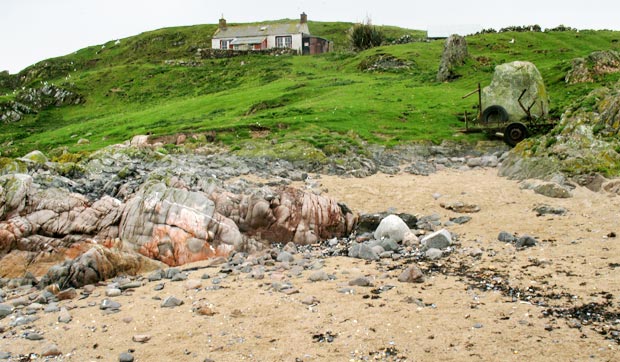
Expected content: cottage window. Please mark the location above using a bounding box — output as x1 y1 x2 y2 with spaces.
275 36 292 48
220 40 231 49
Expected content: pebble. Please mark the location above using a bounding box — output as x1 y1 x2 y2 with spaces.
10 316 38 327
56 288 78 300
119 281 142 290
165 268 181 279
161 296 184 308
308 271 329 282
397 265 425 283
171 273 188 281
276 251 295 263
498 231 517 243
119 352 134 362
0 304 13 318
348 277 372 287
473 323 483 329
185 279 202 290
132 334 151 343
100 299 122 311
301 296 319 305
24 331 44 340
42 344 62 357
515 235 537 248
58 307 72 323
106 288 122 297
153 283 165 291
0 351 10 359
148 269 164 281
425 248 443 260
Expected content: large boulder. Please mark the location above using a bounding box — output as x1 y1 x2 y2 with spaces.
40 244 165 288
373 215 410 242
481 61 549 123
437 35 469 82
565 50 620 84
119 182 241 266
210 186 357 246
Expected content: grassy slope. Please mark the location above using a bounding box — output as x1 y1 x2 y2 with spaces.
1 21 619 157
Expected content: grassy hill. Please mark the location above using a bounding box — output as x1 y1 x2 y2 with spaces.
1 20 619 159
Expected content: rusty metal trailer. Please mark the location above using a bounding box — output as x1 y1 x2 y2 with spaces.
461 83 556 146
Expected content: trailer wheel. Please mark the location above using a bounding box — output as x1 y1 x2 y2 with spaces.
481 105 509 124
504 122 528 146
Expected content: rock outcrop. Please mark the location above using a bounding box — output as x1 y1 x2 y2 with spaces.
500 81 620 180
0 165 357 282
0 84 83 123
437 35 469 82
565 50 620 84
481 61 549 122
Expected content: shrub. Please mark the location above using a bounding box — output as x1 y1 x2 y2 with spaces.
349 19 384 52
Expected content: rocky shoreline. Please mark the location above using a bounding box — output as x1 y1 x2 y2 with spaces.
2 139 620 361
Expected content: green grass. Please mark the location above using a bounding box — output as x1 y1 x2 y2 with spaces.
1 22 619 158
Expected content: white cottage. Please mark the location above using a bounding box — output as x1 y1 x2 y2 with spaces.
211 13 331 55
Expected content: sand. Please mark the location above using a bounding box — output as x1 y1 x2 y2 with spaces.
1 168 619 362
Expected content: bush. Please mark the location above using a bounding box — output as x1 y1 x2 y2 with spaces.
349 19 384 52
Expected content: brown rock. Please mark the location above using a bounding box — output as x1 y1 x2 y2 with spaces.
398 265 425 283
132 334 151 343
440 201 481 213
56 288 78 301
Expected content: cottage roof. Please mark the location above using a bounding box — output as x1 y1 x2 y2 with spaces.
213 22 310 39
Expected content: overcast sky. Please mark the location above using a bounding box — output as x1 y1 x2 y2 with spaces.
1 0 618 73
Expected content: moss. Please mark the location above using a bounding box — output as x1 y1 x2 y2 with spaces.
0 157 28 175
234 139 327 163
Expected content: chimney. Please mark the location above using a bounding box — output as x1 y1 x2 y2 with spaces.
219 16 227 30
300 12 308 24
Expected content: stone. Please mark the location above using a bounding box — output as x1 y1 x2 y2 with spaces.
308 271 329 282
398 265 425 283
0 351 10 359
41 344 62 357
380 238 400 252
425 248 443 260
0 304 12 318
440 201 480 213
106 288 122 297
119 352 135 362
532 182 572 199
482 61 549 123
358 212 418 233
421 229 452 250
449 216 472 225
24 331 44 340
58 307 72 323
148 269 164 281
348 276 372 287
566 50 620 84
516 235 537 248
437 35 469 82
185 279 202 290
119 281 142 290
20 150 48 165
276 251 294 263
132 334 151 343
498 231 516 243
100 299 121 311
374 215 411 242
301 296 319 305
533 204 567 216
161 296 184 308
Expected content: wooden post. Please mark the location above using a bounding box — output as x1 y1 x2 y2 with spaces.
477 83 482 120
